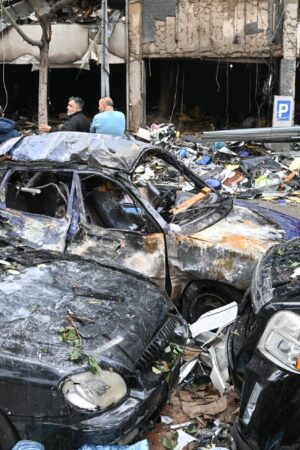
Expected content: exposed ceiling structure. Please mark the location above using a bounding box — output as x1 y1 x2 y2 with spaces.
0 0 126 68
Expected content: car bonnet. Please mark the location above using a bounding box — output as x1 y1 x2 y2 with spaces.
0 251 171 374
234 200 300 240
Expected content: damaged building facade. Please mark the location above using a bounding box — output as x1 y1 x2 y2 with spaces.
0 0 299 130
128 0 299 131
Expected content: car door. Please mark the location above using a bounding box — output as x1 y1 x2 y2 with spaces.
67 172 167 291
0 168 74 252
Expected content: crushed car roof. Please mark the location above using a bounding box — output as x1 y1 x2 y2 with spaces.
0 132 152 171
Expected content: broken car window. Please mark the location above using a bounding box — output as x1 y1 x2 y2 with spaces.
132 153 232 233
4 171 73 218
80 174 148 232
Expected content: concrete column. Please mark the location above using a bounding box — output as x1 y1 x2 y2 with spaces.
127 0 145 132
279 0 298 98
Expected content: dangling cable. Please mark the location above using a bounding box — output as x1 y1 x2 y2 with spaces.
178 67 184 132
0 0 8 112
169 62 179 124
248 64 252 114
225 62 229 129
215 58 220 92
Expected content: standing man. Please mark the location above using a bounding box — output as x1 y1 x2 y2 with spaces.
90 97 125 136
39 97 90 133
0 106 21 144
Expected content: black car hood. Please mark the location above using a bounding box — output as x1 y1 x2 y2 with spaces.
0 250 171 374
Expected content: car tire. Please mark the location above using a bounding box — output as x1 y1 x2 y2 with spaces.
182 281 243 323
0 410 20 450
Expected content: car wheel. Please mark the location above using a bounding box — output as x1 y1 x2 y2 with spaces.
0 410 20 450
182 282 242 323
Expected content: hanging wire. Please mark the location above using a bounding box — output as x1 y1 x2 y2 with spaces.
248 64 252 114
254 62 261 122
225 62 229 129
178 66 185 132
215 58 220 92
0 0 8 112
169 62 179 124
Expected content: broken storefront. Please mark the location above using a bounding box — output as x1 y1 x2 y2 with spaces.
129 0 299 131
0 0 126 122
0 0 299 132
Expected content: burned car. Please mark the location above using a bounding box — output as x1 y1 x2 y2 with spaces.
0 247 187 449
0 132 299 322
228 238 300 450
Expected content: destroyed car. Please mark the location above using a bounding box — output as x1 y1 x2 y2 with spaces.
0 132 300 322
0 247 187 450
228 238 300 450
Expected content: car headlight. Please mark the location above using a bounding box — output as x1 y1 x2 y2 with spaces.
61 370 127 411
258 311 300 374
250 258 273 313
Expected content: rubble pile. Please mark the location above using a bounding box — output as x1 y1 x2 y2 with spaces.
146 345 238 450
136 124 300 207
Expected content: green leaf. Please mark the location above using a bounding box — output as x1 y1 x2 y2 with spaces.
290 262 300 267
29 304 38 313
69 348 81 361
161 436 174 450
164 345 171 353
173 344 184 353
165 372 171 384
87 355 102 374
152 366 162 374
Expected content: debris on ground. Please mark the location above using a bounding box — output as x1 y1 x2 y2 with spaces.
146 380 237 449
145 301 241 450
78 441 150 450
135 123 300 208
145 343 238 449
12 441 150 450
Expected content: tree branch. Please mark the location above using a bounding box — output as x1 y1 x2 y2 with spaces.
1 5 42 48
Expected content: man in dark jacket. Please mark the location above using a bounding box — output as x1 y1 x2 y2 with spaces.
0 106 21 144
39 97 90 133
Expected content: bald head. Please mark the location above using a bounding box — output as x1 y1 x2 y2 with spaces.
98 97 114 112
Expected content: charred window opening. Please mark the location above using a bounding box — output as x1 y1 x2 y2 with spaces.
133 154 198 221
0 63 126 123
80 174 149 232
133 153 226 231
5 171 72 218
146 59 279 131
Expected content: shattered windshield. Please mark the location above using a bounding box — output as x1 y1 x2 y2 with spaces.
132 153 232 234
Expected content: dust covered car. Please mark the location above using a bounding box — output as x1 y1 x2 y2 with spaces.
228 238 300 450
0 132 299 321
0 247 187 450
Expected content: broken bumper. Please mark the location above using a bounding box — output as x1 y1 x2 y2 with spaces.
230 351 300 450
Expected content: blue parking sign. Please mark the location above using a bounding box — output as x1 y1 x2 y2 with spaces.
273 96 294 127
277 100 291 121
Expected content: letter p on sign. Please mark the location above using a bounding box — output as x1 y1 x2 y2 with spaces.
277 101 290 120
273 96 294 127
